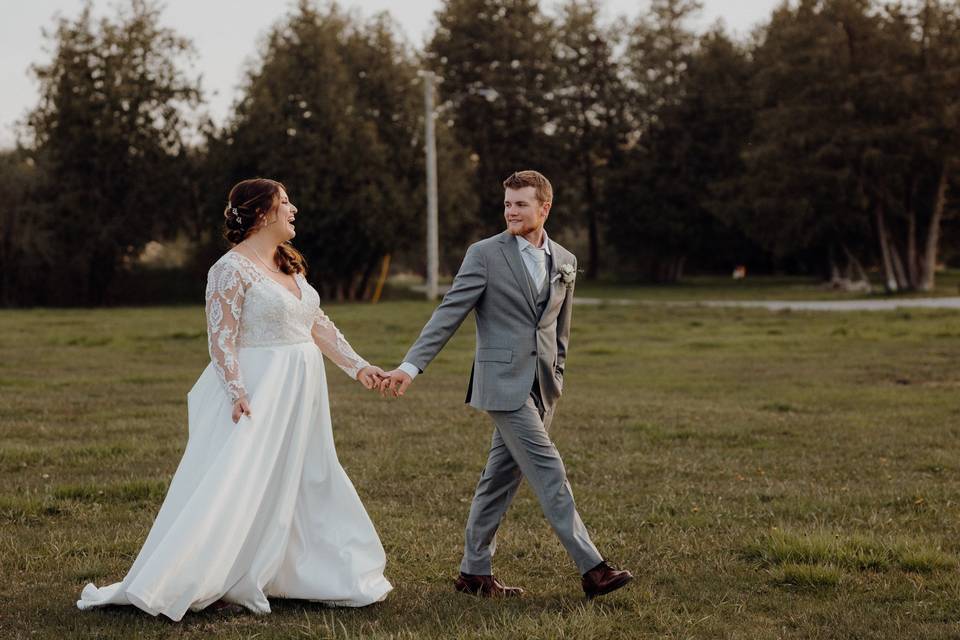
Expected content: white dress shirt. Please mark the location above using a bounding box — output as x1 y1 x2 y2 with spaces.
398 231 550 381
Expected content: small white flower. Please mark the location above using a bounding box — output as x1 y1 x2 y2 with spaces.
559 263 577 285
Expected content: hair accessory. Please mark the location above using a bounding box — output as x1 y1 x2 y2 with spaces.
231 207 241 223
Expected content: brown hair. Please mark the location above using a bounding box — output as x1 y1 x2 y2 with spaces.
223 178 306 275
502 170 553 205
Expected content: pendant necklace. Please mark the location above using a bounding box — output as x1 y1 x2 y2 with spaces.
251 245 281 273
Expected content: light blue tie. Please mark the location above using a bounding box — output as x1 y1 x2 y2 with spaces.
527 246 547 291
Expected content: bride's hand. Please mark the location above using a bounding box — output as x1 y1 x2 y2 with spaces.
357 365 386 390
231 397 252 423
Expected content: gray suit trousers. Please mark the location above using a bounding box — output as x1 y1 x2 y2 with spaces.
460 385 603 575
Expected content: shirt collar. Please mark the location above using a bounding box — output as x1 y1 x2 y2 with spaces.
516 230 551 255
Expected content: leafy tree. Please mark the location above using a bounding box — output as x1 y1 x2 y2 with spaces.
605 0 728 281
609 25 763 281
427 0 558 236
623 0 702 128
550 0 628 278
735 0 959 291
26 0 200 304
863 0 960 291
216 1 475 299
733 0 889 287
211 0 472 299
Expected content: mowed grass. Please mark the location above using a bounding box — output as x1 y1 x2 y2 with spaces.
1 299 960 639
575 268 960 301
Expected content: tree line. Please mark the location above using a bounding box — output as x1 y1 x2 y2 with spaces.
1 0 957 306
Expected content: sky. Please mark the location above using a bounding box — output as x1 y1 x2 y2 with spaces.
0 0 785 148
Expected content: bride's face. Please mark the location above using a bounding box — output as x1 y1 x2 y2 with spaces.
256 189 298 241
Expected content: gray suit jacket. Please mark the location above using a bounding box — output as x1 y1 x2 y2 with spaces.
403 230 577 413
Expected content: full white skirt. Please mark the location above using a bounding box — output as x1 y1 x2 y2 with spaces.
77 342 392 621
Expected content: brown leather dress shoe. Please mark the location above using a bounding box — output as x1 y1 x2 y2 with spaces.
581 561 634 599
454 572 525 597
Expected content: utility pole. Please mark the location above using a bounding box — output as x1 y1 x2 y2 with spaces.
423 70 439 301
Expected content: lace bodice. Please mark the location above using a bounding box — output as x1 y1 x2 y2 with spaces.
204 251 369 402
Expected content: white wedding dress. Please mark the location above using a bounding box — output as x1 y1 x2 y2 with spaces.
77 251 392 621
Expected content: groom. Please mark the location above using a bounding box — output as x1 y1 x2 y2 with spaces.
381 170 632 599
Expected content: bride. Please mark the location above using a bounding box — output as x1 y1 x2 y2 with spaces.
77 178 393 620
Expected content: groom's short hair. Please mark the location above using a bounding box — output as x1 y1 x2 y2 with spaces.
503 170 553 205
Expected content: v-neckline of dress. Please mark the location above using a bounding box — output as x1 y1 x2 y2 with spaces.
228 251 304 302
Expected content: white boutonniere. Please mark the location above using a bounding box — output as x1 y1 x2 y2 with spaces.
558 263 577 286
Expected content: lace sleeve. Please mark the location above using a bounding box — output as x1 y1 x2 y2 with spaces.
311 307 370 380
205 259 249 402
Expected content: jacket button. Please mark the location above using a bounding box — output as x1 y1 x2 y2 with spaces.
530 351 537 356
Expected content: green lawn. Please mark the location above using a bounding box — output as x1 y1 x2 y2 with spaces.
1 300 960 638
573 269 960 301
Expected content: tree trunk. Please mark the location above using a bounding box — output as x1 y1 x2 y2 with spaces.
906 209 919 288
843 245 872 292
356 254 378 301
654 255 685 283
919 164 948 292
829 254 841 283
890 241 910 291
371 254 391 304
827 245 872 293
875 203 899 292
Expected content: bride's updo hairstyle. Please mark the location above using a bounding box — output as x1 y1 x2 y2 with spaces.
223 178 307 275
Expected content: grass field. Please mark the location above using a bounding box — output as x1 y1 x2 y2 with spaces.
2 298 960 639
572 269 960 302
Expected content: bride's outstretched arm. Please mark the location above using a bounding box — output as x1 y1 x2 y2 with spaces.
311 308 371 380
205 261 249 403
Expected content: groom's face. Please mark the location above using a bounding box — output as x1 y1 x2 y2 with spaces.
504 186 550 236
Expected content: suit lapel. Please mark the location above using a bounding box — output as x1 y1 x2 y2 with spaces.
543 241 567 319
547 239 560 282
497 231 537 316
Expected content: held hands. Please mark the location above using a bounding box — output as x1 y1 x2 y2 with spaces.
377 369 412 398
356 365 387 391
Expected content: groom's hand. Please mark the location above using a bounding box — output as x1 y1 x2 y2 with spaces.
379 369 412 398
